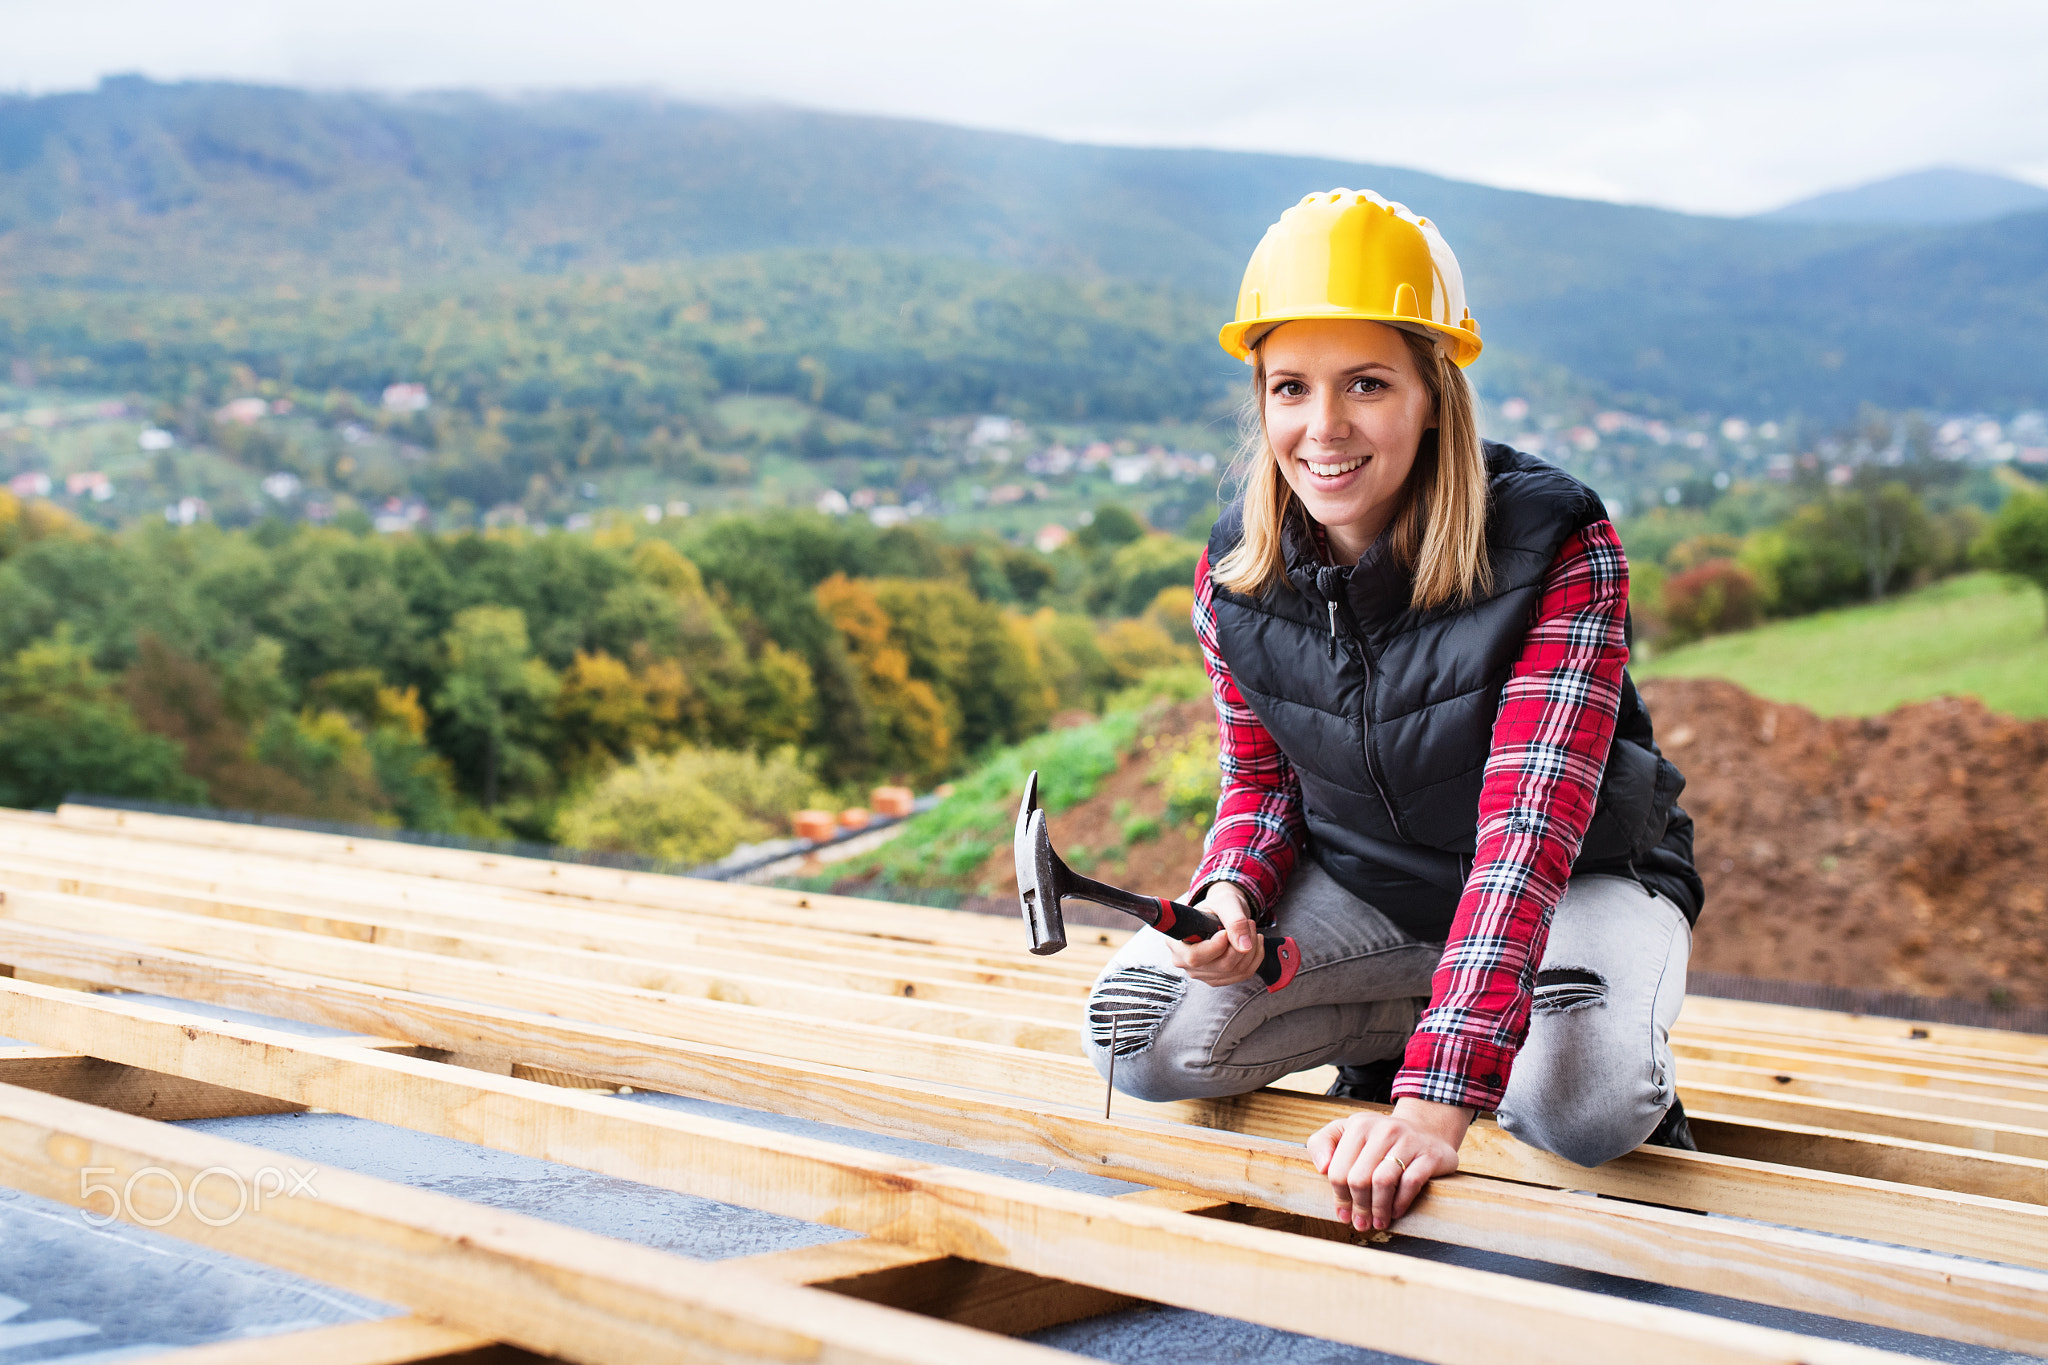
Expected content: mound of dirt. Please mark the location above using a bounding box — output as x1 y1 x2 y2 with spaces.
1642 678 2048 1007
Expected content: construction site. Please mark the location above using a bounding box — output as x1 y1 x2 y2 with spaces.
0 800 2044 1365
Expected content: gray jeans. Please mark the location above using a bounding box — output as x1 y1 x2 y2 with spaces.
1083 861 1692 1167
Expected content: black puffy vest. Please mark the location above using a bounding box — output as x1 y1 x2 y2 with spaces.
1208 442 1703 941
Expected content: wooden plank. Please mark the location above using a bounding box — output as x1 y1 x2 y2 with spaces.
136 1319 523 1364
1677 1056 2048 1127
0 855 1087 1019
0 833 1109 986
0 893 1101 1098
42 805 1084 958
142 1196 1218 1365
22 852 2048 1103
1678 1079 2048 1161
39 875 2048 1124
1687 1113 2048 1198
1677 1019 2048 1080
0 1082 1088 1365
0 844 1101 997
0 888 1084 1051
1674 1036 2048 1105
0 1050 306 1120
725 1187 1224 1337
1680 995 2048 1060
8 918 2045 1242
21 888 2045 1166
8 978 2048 1359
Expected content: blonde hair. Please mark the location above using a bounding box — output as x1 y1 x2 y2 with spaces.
1213 327 1492 610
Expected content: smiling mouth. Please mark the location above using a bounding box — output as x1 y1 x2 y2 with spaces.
1304 456 1366 478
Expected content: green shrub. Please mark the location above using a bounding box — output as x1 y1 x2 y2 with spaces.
1986 486 2048 626
1158 730 1221 830
554 745 822 865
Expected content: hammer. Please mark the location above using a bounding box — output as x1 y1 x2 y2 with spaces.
1014 770 1300 992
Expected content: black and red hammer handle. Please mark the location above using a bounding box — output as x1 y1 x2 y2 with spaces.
1149 896 1301 993
1061 867 1300 992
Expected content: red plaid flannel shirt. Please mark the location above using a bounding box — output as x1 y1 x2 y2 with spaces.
1189 521 1631 1111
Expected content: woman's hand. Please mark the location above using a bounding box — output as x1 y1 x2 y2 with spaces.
1307 1097 1472 1232
1167 882 1263 987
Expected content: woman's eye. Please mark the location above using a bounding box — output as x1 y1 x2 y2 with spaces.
1272 381 1306 397
1349 377 1386 394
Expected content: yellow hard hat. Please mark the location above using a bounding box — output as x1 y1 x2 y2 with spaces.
1219 189 1483 368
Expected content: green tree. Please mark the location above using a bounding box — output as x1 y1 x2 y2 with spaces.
434 606 560 808
871 578 1052 758
1107 535 1203 616
1986 486 2048 627
0 632 203 810
1076 504 1146 550
121 634 315 813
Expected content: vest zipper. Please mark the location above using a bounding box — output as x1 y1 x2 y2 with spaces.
1324 586 1410 842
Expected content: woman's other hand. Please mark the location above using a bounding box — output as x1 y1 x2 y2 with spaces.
1167 882 1263 988
1307 1097 1472 1232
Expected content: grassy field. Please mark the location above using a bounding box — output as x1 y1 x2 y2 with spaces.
1638 572 2048 718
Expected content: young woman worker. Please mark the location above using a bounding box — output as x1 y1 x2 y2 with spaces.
1084 190 1704 1237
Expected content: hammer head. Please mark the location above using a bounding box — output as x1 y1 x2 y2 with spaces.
1014 769 1067 955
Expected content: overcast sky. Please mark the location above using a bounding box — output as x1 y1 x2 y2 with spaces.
5 0 2044 215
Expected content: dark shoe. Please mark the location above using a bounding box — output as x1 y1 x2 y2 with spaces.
1644 1098 1697 1151
1326 1058 1401 1105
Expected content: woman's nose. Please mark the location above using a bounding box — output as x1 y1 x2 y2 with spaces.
1306 390 1349 443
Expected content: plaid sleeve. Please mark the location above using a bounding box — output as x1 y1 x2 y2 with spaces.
1392 521 1631 1112
1185 547 1303 918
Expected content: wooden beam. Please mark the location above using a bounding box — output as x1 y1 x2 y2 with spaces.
136 1319 526 1364
7 918 2044 1251
0 833 1108 986
0 843 1100 998
7 978 2048 1359
726 1188 1224 1337
41 805 1089 958
0 892 1102 1097
1680 995 2048 1060
1678 1079 2048 1161
143 1195 1220 1365
13 835 2046 1099
1675 1036 2048 1106
0 888 1083 1052
17 889 2044 1169
0 1082 1088 1365
0 1050 305 1120
0 855 1085 1019
1677 1055 2048 1127
1677 1019 2048 1081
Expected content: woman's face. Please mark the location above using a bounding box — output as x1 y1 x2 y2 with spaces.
1261 319 1436 560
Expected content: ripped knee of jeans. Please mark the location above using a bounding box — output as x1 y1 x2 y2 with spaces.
1088 964 1186 1056
1533 966 1607 1015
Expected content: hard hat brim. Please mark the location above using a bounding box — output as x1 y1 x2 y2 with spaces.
1218 313 1482 368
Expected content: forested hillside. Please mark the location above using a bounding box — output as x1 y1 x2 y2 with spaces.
2 77 2043 416
0 491 1198 855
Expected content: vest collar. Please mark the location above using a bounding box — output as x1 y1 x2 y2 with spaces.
1279 508 1413 632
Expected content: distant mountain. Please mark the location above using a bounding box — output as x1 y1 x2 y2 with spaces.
1 77 2041 417
1761 168 2048 226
